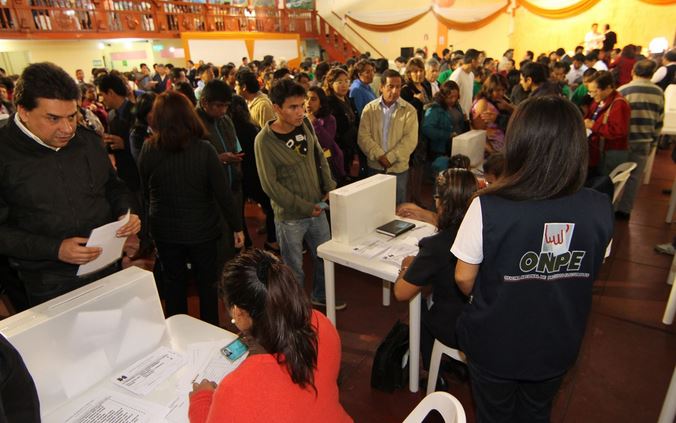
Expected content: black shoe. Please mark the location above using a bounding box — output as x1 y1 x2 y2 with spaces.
420 374 448 392
311 297 347 311
614 211 631 220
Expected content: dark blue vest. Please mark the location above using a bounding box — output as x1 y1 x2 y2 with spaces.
456 188 613 380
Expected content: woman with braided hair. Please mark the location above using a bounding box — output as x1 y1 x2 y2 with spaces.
189 249 352 423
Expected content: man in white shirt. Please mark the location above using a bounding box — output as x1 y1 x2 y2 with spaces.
566 53 588 88
450 48 480 119
584 23 604 53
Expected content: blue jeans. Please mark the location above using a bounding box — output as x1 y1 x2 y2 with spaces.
367 167 408 205
275 213 330 301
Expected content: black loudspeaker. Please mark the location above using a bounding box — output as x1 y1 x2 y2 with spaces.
400 47 414 60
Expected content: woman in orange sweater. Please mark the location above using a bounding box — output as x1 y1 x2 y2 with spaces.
189 249 352 423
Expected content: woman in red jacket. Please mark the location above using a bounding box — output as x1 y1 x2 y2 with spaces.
189 249 352 423
609 44 637 87
584 71 630 176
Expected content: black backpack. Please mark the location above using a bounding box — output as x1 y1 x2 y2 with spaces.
370 320 409 392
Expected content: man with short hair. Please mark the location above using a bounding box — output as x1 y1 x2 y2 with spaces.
74 69 85 87
0 62 140 306
450 48 480 119
566 53 588 88
587 50 608 71
518 62 560 104
424 58 441 96
254 79 343 309
152 63 168 94
97 73 140 192
236 70 276 128
170 67 188 88
358 69 418 204
194 64 214 100
196 79 245 258
584 23 604 53
616 60 665 219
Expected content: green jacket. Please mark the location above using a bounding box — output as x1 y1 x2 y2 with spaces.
254 120 336 221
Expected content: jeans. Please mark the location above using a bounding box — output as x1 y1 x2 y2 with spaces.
617 142 651 213
367 167 409 205
468 361 564 423
155 237 225 326
275 214 330 301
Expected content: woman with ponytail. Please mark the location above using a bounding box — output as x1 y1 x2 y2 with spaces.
188 249 352 423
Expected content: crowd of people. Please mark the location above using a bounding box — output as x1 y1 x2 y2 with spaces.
0 34 672 421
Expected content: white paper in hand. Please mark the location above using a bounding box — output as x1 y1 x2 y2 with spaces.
77 210 130 276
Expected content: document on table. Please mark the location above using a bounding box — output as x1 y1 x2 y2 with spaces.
44 389 167 423
77 210 130 276
112 346 187 396
351 225 437 266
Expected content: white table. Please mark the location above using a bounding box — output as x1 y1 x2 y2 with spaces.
318 221 433 393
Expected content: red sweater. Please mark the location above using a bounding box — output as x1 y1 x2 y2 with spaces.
585 90 630 167
189 310 352 423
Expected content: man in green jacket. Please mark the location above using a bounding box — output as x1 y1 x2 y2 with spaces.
254 79 345 309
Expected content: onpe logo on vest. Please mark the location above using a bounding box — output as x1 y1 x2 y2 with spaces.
518 223 586 274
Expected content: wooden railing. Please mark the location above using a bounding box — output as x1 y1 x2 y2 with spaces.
0 1 359 61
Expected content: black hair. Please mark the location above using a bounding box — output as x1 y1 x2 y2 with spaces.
314 61 331 84
521 62 547 84
556 48 566 57
582 68 598 79
666 48 676 62
14 62 80 110
463 49 480 64
435 168 478 231
201 79 233 103
79 82 95 99
573 53 586 63
395 56 406 63
375 58 389 74
272 68 291 80
174 82 196 106
483 153 505 179
586 50 599 62
633 59 657 78
479 96 587 201
236 70 260 94
220 249 318 391
448 154 470 170
221 63 236 79
380 69 402 86
170 67 185 81
433 80 460 107
97 73 128 97
133 91 157 127
268 78 306 106
296 72 311 83
307 86 330 118
553 61 570 73
589 70 615 90
350 59 374 81
197 64 211 76
228 94 257 128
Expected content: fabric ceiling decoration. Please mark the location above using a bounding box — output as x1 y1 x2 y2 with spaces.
432 1 509 30
637 0 676 4
516 0 601 18
345 6 431 26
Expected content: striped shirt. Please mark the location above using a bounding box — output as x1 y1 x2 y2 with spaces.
617 79 664 144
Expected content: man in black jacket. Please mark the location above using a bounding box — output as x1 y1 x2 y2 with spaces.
0 62 140 306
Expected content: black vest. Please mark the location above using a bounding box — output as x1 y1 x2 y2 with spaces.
656 63 676 91
456 188 613 381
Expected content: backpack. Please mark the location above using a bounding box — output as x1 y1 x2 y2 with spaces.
370 320 409 392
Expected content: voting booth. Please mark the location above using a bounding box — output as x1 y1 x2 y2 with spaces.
0 267 238 422
451 129 486 169
329 174 397 245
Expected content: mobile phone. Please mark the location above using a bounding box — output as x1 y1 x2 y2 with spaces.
318 201 329 210
220 338 248 362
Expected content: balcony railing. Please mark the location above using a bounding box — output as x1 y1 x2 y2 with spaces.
0 0 359 61
0 0 319 36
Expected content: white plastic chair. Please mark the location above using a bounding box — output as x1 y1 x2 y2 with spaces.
426 339 467 395
643 144 657 185
403 391 467 423
663 253 676 325
608 162 637 205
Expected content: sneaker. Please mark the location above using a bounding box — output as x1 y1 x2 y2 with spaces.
655 243 676 255
311 297 347 311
